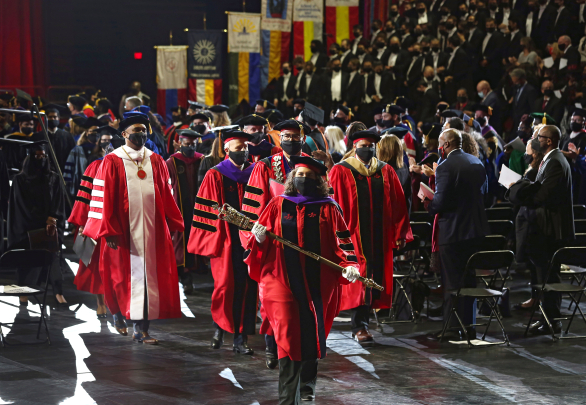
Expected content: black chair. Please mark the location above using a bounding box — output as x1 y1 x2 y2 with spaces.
524 247 586 340
488 220 514 238
440 250 515 348
492 201 513 208
410 211 433 223
574 233 586 247
0 250 53 346
409 221 433 272
575 220 586 234
485 207 515 221
479 235 507 251
574 205 586 220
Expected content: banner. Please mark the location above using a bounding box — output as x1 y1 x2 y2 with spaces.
325 0 359 50
187 30 223 106
156 46 187 125
363 0 387 37
227 12 262 106
292 0 323 61
261 0 293 89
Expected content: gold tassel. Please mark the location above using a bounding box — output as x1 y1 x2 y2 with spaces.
488 106 493 116
542 116 547 125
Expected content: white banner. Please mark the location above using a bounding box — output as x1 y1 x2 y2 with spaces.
228 12 261 53
325 0 358 6
293 0 323 22
156 46 187 90
261 0 293 32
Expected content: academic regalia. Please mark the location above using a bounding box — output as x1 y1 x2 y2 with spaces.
67 158 104 294
562 131 586 204
329 156 412 313
196 133 215 156
4 132 35 171
166 151 204 270
188 159 258 336
83 146 184 321
248 140 282 162
32 129 75 174
63 143 94 197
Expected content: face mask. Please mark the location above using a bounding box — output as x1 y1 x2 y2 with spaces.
439 146 446 160
422 46 430 53
432 47 440 53
353 31 360 37
249 131 265 144
390 44 400 53
469 4 477 11
440 10 448 16
411 51 420 57
363 66 372 73
457 96 467 103
21 127 33 135
478 91 484 98
30 156 48 173
489 4 497 10
543 89 554 97
88 133 99 144
390 11 399 17
129 131 147 148
192 124 207 134
294 176 319 196
356 146 375 162
283 68 290 74
386 27 394 33
398 29 405 36
517 130 528 139
181 145 197 158
417 8 425 14
487 27 496 33
293 108 302 116
558 43 567 51
99 141 111 150
281 140 303 156
477 116 487 127
468 21 476 29
48 119 59 129
172 115 182 123
571 122 584 132
414 29 422 36
422 27 430 35
310 46 317 53
523 153 533 165
446 22 454 30
333 66 341 72
538 0 546 5
380 119 393 128
229 150 249 166
357 48 365 55
376 42 385 48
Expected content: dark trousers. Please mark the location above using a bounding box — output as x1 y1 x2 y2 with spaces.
265 334 277 354
213 322 246 345
528 234 562 320
350 305 370 333
439 238 481 329
278 357 318 405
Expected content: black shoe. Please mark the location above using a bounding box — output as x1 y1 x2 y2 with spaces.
181 273 194 295
233 341 254 355
265 349 278 369
528 320 562 335
300 394 315 401
211 328 224 349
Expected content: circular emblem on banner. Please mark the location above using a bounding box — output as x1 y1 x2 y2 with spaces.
177 165 185 174
193 40 216 65
165 57 178 72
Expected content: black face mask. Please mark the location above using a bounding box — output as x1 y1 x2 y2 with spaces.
88 133 100 144
422 46 430 53
380 119 393 128
411 51 421 57
446 22 455 30
469 4 477 11
129 131 147 148
386 27 394 33
390 44 400 53
489 4 497 10
457 96 467 103
486 27 496 33
390 11 399 17
398 29 405 36
333 66 342 72
356 146 375 162
181 145 197 158
294 176 319 197
192 124 207 135
48 119 59 129
99 141 111 150
21 127 33 135
468 21 476 29
376 42 385 48
172 115 182 123
249 131 265 144
543 89 554 97
229 150 249 166
477 116 487 127
417 8 425 14
571 122 584 132
357 48 365 55
422 27 430 35
310 46 318 53
558 43 567 51
293 108 302 116
29 156 49 174
432 47 440 53
283 68 290 74
414 29 422 36
281 140 303 156
363 67 372 73
523 153 533 165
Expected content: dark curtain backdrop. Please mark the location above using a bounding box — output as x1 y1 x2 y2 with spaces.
0 0 45 95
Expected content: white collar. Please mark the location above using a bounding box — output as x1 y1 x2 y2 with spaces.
543 147 558 161
121 145 148 162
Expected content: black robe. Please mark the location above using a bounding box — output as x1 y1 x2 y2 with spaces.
32 129 76 174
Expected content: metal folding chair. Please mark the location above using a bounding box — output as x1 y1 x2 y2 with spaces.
574 219 586 234
485 207 515 221
488 220 514 238
0 250 54 346
492 201 513 208
524 247 586 341
439 250 515 348
410 211 433 223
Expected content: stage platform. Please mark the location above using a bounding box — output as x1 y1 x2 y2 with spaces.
1 259 586 404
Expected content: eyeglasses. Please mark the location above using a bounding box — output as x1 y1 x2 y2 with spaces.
537 135 552 140
281 134 302 141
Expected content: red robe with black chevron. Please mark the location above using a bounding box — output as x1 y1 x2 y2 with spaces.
329 157 413 311
244 196 358 361
67 158 104 294
187 162 258 335
83 146 184 320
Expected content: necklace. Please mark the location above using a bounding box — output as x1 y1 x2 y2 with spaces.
122 147 147 179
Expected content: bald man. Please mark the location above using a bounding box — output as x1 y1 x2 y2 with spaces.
533 80 564 125
476 80 502 132
424 129 489 341
557 35 581 72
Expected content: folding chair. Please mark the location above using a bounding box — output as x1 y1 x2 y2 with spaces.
575 220 586 234
476 236 508 286
492 201 513 208
0 250 54 346
409 222 433 274
573 205 586 220
488 220 514 238
440 250 515 348
485 207 515 221
410 211 433 223
524 247 586 341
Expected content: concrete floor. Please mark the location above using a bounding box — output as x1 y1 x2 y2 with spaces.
1 256 586 404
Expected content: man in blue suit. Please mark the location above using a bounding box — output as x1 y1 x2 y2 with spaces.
424 128 490 340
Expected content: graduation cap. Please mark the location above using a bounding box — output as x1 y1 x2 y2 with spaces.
177 129 203 139
302 102 325 126
473 104 493 116
572 108 586 118
273 119 311 135
190 112 211 122
187 100 206 110
382 104 405 115
15 113 34 123
0 91 14 103
119 114 149 132
349 130 381 144
436 103 449 113
462 113 482 132
256 99 276 110
372 105 384 116
262 109 284 125
16 88 33 103
97 125 119 137
236 114 268 127
21 140 48 154
418 153 440 166
289 155 328 176
382 126 409 138
337 105 351 116
441 109 462 118
530 112 556 125
213 124 240 133
504 136 526 152
394 97 413 112
222 130 255 145
131 105 151 115
73 116 101 129
68 95 87 110
421 123 442 140
292 99 306 107
209 104 229 113
42 103 68 116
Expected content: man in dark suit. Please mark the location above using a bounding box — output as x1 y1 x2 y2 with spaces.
557 35 581 73
531 0 556 51
272 61 297 117
325 58 348 118
425 38 449 74
444 36 473 104
552 0 572 42
510 68 539 129
339 39 356 72
381 36 410 81
414 79 441 123
299 61 327 109
425 129 490 340
477 80 503 133
404 43 426 98
532 80 564 124
366 60 396 105
478 18 505 88
309 40 329 73
505 14 525 61
345 58 364 115
464 15 485 65
526 125 575 334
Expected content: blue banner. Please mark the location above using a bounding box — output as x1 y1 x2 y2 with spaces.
187 30 222 80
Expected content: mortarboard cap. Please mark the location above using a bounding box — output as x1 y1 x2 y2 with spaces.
262 109 285 125
73 116 102 129
190 112 211 122
0 91 14 102
504 136 526 152
42 103 68 115
422 123 442 140
382 126 409 138
256 99 276 110
68 95 87 110
236 114 268 127
349 130 381 144
97 125 119 137
383 104 405 115
437 103 449 112
22 140 48 153
16 89 33 103
418 153 440 166
289 155 328 176
372 105 384 116
292 98 306 107
177 129 203 139
187 100 206 110
302 102 325 126
273 119 311 135
441 109 462 118
119 114 149 132
222 130 255 145
530 112 556 125
473 104 493 116
337 105 350 116
394 97 413 111
15 113 34 123
209 104 229 113
572 108 586 118
132 105 151 115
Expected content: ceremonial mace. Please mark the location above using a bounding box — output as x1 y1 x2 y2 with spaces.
212 203 384 292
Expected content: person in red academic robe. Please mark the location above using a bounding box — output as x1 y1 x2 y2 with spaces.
236 114 281 162
83 115 184 344
329 129 412 344
166 129 204 294
246 156 360 404
188 130 259 354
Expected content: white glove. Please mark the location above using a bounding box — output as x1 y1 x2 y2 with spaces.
342 266 360 283
251 222 267 243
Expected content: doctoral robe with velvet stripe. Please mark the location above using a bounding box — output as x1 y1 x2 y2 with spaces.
67 158 104 294
187 165 258 335
83 147 184 320
329 158 413 311
244 196 357 361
